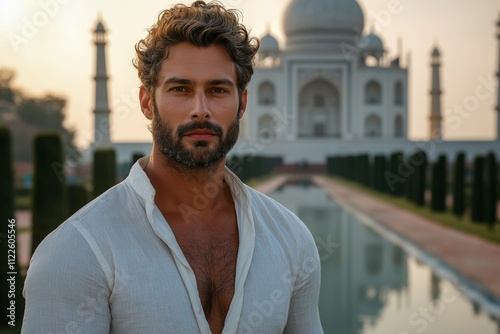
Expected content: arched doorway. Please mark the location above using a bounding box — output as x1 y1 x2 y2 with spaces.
298 78 340 138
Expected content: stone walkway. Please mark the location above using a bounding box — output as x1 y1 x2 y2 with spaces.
254 174 500 318
311 175 500 303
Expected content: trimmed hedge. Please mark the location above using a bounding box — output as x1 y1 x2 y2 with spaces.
470 155 484 223
92 148 117 198
431 155 447 212
31 133 67 254
484 152 498 228
0 127 25 329
452 152 465 218
68 184 88 216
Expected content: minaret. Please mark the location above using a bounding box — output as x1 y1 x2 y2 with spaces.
92 19 111 147
429 45 443 140
496 13 500 141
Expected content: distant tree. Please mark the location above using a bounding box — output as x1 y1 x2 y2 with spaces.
0 127 25 329
452 152 466 218
0 69 79 164
31 133 67 254
131 152 144 166
431 155 447 212
0 68 17 104
92 148 117 198
484 152 498 229
67 184 88 216
470 156 484 223
414 150 427 207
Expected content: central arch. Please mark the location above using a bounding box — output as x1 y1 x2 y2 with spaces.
298 78 341 138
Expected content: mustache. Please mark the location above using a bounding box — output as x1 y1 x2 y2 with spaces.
177 121 223 137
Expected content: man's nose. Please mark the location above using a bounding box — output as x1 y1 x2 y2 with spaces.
190 91 210 120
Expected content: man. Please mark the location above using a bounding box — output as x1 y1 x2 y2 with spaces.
22 1 323 333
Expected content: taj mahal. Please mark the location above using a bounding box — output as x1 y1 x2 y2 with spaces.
90 0 500 164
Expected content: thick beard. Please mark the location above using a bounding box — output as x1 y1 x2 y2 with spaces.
151 101 240 172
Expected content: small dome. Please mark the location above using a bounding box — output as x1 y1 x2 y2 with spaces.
357 33 384 53
283 0 365 52
431 47 440 57
259 33 280 54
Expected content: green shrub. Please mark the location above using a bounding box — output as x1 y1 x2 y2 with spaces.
0 127 25 329
470 155 484 223
92 148 117 198
452 152 465 218
31 133 67 254
415 150 427 207
67 184 88 216
431 155 447 212
484 152 498 228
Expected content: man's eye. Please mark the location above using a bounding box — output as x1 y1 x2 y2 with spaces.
171 86 187 92
211 87 227 94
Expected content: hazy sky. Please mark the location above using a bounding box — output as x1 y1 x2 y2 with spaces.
1 0 499 147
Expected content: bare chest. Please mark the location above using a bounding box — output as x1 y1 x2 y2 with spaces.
173 220 239 333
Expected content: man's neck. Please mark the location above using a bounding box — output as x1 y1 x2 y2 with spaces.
144 147 231 222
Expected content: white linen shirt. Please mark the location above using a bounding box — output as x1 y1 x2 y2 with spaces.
22 158 323 333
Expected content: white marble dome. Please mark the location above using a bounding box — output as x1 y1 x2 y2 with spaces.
358 32 384 53
259 33 280 54
283 0 365 52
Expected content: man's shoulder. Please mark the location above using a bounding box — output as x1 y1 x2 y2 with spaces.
244 184 312 236
39 182 134 249
244 184 296 217
72 181 130 219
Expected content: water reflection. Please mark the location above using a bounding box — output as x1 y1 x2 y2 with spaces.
268 179 500 334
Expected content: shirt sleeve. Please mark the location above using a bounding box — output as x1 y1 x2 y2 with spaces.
283 230 324 334
22 223 112 333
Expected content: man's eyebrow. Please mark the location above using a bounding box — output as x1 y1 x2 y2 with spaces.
162 77 235 87
207 79 235 86
163 77 193 85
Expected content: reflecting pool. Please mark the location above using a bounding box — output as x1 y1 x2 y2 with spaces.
268 180 500 334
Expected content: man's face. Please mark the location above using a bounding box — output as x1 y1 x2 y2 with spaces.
140 42 247 169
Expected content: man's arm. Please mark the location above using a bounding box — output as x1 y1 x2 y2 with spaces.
283 235 324 334
22 223 111 333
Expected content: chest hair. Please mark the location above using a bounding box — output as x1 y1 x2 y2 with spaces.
177 232 239 322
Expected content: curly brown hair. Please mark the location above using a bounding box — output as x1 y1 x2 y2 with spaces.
133 1 259 95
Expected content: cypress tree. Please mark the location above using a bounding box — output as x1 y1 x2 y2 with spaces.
241 154 254 181
373 155 385 193
405 151 418 202
0 127 25 329
389 151 404 196
92 148 117 198
32 133 67 254
484 152 498 228
431 155 447 212
470 155 484 223
360 154 370 186
383 154 392 194
452 152 465 218
67 184 89 216
130 152 144 170
369 155 376 190
414 150 427 207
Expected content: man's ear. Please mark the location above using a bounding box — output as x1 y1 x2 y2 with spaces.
238 89 248 119
139 86 153 120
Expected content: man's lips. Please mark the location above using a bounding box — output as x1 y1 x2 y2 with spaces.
184 129 217 140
